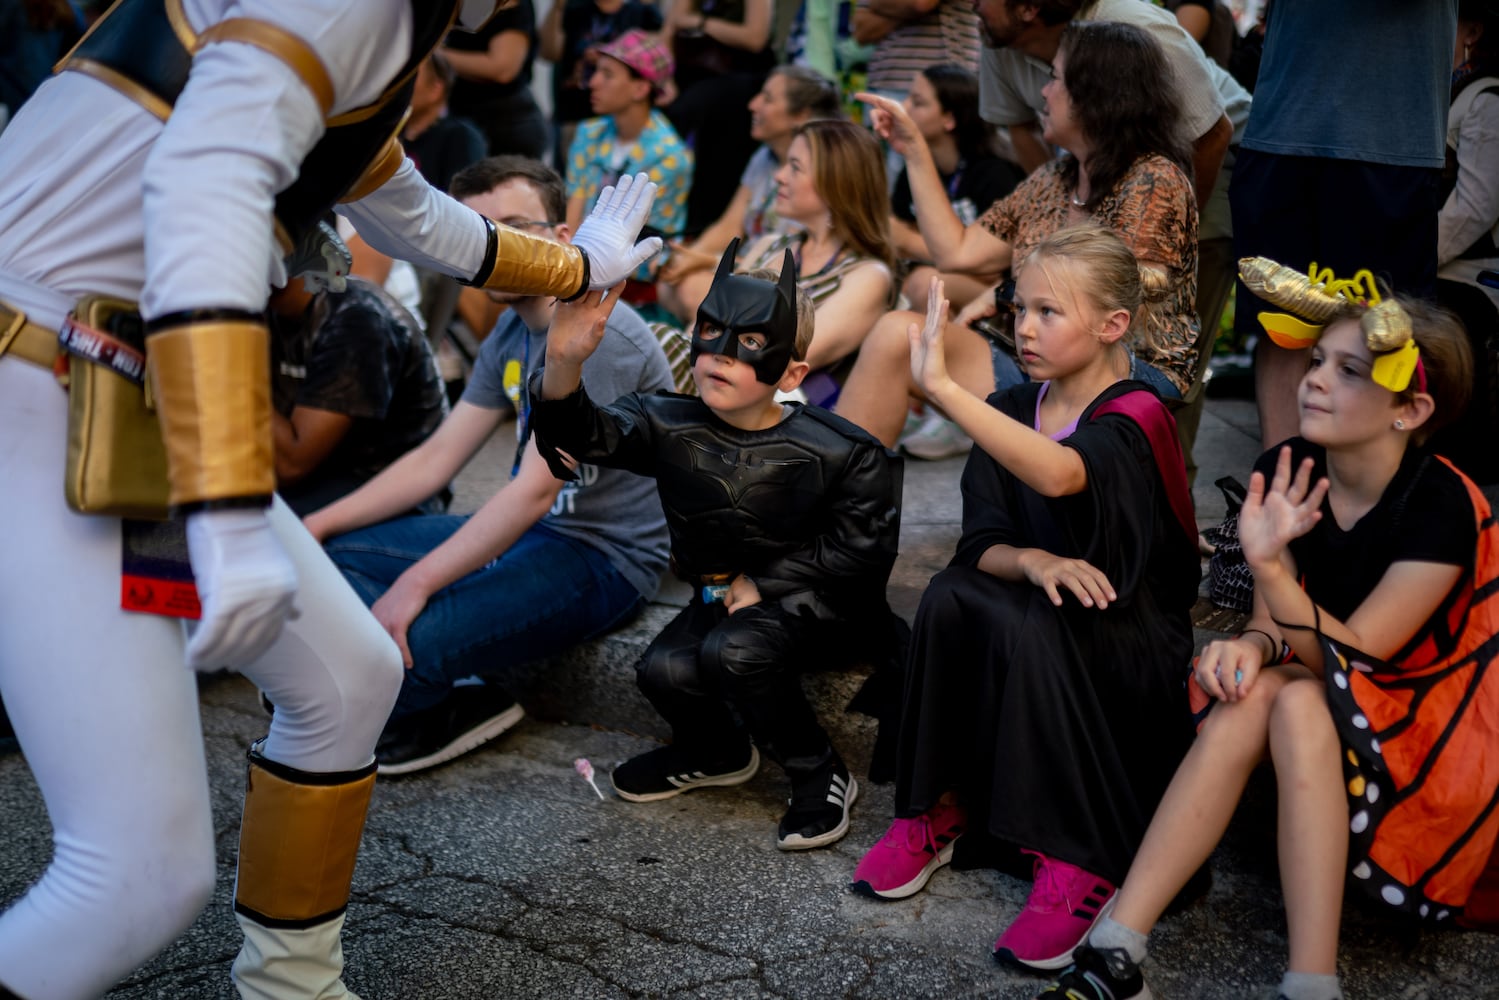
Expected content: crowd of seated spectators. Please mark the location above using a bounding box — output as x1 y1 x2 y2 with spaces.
6 4 1498 999
656 64 844 320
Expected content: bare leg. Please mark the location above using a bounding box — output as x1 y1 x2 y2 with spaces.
1255 338 1310 450
1111 665 1305 934
666 270 715 324
942 321 1000 401
838 311 1002 445
903 267 998 314
835 309 923 446
655 278 689 324
1268 678 1347 975
674 269 713 320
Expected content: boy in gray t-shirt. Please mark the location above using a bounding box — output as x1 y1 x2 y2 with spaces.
463 298 671 602
304 157 671 775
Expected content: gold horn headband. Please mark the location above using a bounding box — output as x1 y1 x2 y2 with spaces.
1238 257 1422 393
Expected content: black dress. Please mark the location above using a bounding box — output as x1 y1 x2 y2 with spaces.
444 0 549 160
894 381 1200 884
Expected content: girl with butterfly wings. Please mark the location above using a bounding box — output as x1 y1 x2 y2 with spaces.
1040 286 1499 1000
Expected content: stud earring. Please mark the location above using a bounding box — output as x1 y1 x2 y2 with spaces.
1394 419 1406 430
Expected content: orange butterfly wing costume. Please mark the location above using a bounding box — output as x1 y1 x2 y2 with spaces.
1324 458 1499 928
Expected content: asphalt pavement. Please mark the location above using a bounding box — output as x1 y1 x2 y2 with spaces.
2 397 1497 998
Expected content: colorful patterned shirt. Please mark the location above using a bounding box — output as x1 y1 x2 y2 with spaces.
979 154 1200 393
567 109 693 242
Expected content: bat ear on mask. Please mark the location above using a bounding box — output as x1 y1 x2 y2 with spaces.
778 248 796 310
714 238 741 287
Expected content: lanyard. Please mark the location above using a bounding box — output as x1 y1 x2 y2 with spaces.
512 330 535 477
944 160 966 201
792 233 846 279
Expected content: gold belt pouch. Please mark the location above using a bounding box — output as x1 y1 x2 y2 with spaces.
62 295 171 520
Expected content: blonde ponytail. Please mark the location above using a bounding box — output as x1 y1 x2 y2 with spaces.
1132 262 1173 359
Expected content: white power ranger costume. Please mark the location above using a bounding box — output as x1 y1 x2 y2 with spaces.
0 1 660 997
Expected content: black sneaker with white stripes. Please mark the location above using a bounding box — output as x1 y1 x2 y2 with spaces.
777 756 858 850
611 743 761 802
1036 944 1152 1000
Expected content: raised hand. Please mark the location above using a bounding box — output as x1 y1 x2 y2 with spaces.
854 91 926 160
1238 445 1329 572
547 286 620 368
907 275 955 397
571 173 664 288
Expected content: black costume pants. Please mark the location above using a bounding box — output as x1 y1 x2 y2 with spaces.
636 600 837 776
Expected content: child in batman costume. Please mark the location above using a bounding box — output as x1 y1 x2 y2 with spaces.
530 240 904 849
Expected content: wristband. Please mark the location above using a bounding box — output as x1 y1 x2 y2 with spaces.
1240 627 1294 666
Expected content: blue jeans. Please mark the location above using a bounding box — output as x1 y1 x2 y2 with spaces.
324 516 646 720
990 341 1183 400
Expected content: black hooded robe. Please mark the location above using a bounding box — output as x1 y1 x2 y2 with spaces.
894 380 1200 884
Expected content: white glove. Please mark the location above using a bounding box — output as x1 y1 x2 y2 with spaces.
184 508 299 671
570 172 665 288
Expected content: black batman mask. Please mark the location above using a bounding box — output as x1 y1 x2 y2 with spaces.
691 238 799 385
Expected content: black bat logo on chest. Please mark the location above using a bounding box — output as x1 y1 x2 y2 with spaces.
685 440 813 506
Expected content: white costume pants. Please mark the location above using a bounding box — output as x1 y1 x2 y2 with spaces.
0 357 403 1000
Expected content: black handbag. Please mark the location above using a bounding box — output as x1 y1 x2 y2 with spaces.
1204 476 1254 613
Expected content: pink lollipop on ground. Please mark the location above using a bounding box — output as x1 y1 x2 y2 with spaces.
574 757 605 800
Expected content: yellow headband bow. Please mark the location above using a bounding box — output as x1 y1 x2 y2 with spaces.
1237 257 1421 393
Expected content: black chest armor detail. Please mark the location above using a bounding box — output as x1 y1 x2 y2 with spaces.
63 0 458 249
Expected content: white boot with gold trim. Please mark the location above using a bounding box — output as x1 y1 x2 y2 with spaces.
230 746 376 1000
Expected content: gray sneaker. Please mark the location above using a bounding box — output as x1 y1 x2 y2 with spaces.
900 412 973 461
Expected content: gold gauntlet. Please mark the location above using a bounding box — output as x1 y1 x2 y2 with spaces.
146 317 275 511
467 217 590 301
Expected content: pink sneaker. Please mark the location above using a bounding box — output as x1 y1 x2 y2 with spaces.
992 851 1116 970
850 802 966 900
